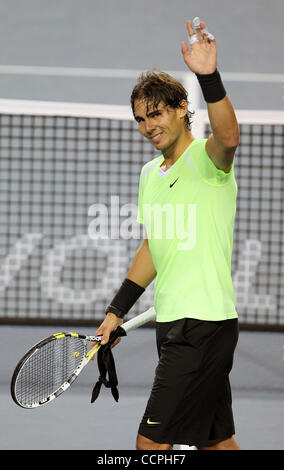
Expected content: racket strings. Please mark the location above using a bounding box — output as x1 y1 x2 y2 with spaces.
15 337 85 406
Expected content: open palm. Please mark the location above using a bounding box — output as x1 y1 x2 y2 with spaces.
181 20 217 75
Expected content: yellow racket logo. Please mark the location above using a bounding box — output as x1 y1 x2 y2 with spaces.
73 351 80 358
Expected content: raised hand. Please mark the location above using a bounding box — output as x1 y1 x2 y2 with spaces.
181 18 217 75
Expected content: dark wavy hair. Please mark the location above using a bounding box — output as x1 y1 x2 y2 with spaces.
130 69 194 130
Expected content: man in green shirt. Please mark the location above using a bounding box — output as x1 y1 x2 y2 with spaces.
95 18 240 450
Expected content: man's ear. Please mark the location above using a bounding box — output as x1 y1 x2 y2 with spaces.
177 99 189 119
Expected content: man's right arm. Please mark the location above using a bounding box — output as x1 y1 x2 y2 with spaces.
126 237 156 288
95 238 156 345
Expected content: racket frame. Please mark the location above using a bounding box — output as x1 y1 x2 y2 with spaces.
11 306 156 409
11 332 102 409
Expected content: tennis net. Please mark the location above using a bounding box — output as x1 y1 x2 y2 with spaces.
0 99 283 330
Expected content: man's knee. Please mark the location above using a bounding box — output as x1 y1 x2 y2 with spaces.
136 433 172 450
198 436 240 450
215 436 240 450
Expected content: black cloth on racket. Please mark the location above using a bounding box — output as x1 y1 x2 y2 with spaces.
91 326 127 403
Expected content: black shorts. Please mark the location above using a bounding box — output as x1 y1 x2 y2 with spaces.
138 317 239 447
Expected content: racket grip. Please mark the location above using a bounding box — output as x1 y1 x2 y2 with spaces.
122 307 156 334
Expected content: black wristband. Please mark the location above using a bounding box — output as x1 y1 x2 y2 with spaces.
105 278 145 318
106 305 125 318
196 69 226 103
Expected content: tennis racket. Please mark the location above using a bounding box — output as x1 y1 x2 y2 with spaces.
11 306 156 409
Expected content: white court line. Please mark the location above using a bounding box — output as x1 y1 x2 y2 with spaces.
0 65 143 78
0 99 283 127
0 65 283 83
1 65 282 120
0 65 189 80
0 65 282 128
0 65 201 120
0 67 283 140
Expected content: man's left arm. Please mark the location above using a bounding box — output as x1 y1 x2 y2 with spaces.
206 96 239 173
181 17 239 173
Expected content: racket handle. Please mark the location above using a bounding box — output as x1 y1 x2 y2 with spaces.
122 307 156 334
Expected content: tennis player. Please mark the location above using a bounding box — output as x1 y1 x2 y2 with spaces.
95 18 240 450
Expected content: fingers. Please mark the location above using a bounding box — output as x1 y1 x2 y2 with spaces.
110 337 121 350
100 333 110 346
186 18 215 46
186 20 195 38
95 327 110 346
200 20 216 42
192 17 203 41
181 40 190 58
186 18 202 47
89 320 112 360
89 328 112 361
94 312 123 346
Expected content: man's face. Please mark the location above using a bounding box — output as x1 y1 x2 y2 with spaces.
133 99 186 152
